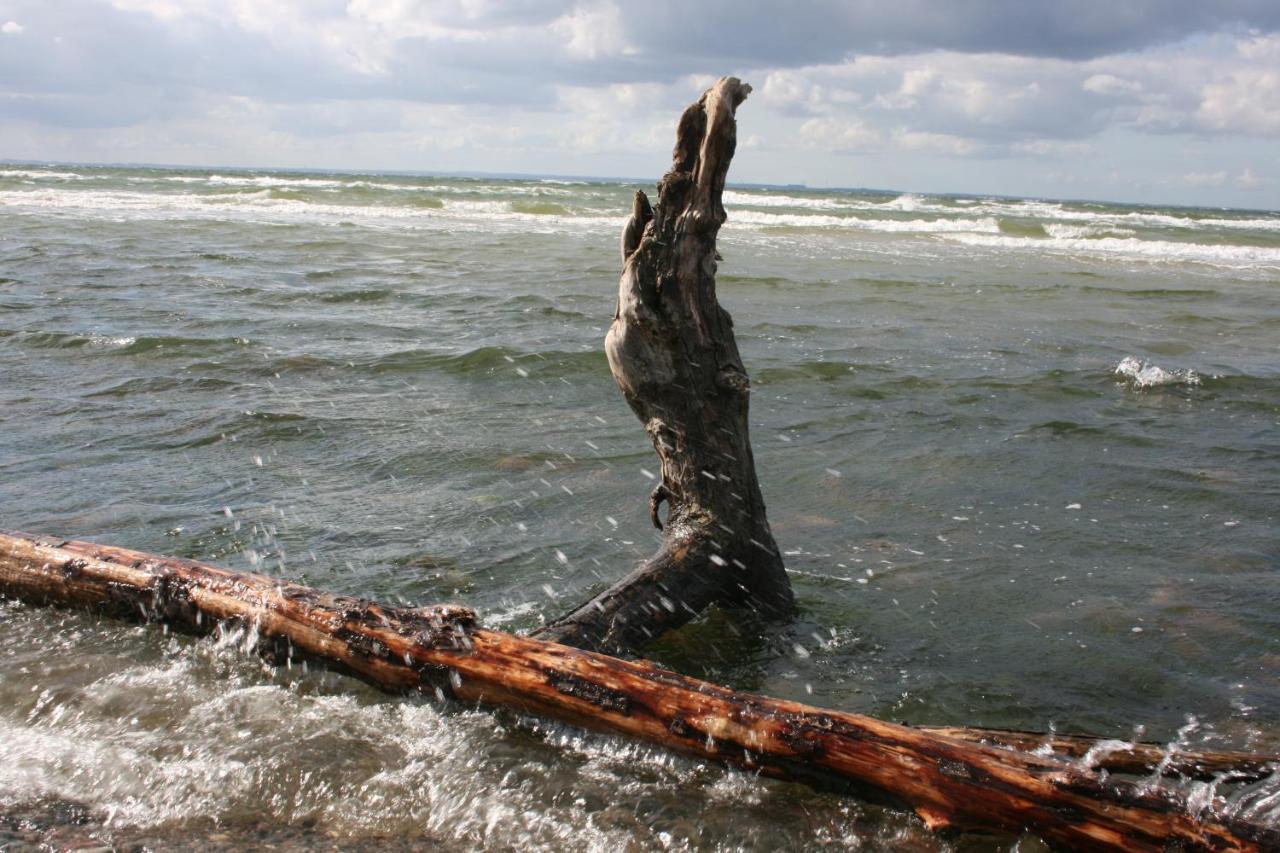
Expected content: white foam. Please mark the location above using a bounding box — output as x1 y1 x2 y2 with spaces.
729 210 1001 233
205 174 349 189
723 190 853 210
1045 223 1138 239
944 231 1280 269
89 335 137 348
0 613 760 850
882 193 927 212
0 168 88 181
1115 356 1203 388
1002 201 1280 232
0 187 621 234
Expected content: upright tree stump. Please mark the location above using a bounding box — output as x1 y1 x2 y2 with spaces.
536 77 793 653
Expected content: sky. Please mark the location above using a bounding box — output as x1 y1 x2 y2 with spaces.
1 1 1278 209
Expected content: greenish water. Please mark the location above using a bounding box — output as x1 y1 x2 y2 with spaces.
1 164 1278 848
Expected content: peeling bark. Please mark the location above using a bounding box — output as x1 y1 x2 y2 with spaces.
536 77 793 654
2 530 1276 852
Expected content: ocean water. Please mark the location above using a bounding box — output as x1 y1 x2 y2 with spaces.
1 164 1278 848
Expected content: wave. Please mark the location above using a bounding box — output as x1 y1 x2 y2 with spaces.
725 188 1280 232
154 174 586 198
82 375 240 398
755 361 858 384
730 210 1000 233
0 168 88 181
1044 223 1138 239
881 193 928 212
1115 356 1203 388
943 232 1280 268
7 330 250 355
0 187 622 231
723 190 853 210
510 200 573 216
993 200 1280 232
206 174 348 189
317 287 396 303
256 345 607 379
998 219 1048 238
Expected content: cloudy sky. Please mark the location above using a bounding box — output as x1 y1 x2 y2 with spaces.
2 1 1278 208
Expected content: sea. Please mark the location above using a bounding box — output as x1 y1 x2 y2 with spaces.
1 164 1278 849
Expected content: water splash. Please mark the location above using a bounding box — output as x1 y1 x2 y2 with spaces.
1115 356 1203 389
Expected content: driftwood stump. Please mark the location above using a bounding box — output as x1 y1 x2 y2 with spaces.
536 77 793 653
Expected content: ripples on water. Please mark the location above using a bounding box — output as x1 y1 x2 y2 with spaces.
1 165 1278 847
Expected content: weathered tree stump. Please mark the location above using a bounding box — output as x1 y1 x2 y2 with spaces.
535 77 793 653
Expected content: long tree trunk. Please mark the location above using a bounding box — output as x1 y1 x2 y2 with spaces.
2 530 1274 852
534 77 793 653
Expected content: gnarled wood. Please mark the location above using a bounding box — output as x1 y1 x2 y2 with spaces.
2 530 1275 852
536 77 792 654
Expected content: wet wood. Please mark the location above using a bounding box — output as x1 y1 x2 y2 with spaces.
534 77 793 653
2 530 1275 852
921 725 1277 783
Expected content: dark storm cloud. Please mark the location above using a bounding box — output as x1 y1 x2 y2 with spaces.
616 1 1280 67
5 0 1278 113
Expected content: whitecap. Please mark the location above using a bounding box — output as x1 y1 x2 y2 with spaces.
723 190 854 210
943 232 1280 269
0 168 88 181
1115 356 1203 388
729 210 1000 233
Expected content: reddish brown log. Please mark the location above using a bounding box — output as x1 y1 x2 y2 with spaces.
921 726 1276 783
1 530 1275 851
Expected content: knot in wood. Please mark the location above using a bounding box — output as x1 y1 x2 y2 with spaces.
545 670 630 714
409 604 477 650
715 367 749 394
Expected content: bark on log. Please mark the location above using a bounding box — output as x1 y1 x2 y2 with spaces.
534 77 793 653
920 725 1277 784
2 530 1275 852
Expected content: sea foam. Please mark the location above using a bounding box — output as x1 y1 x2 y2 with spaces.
1114 356 1203 388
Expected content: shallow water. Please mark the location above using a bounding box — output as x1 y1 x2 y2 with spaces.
1 164 1278 848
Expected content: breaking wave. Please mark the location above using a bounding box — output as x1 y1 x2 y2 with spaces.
944 232 1280 269
1115 356 1204 388
730 210 1001 233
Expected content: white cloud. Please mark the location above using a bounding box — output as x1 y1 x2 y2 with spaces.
1234 167 1265 190
1180 170 1227 187
893 129 982 156
875 66 939 110
1197 67 1280 135
551 2 635 59
1012 138 1096 157
799 117 884 153
1169 167 1271 194
2 20 24 35
1081 74 1143 96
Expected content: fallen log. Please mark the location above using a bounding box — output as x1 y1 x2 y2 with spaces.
2 529 1275 851
921 725 1277 784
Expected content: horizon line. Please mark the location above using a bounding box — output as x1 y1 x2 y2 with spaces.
2 156 1276 216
